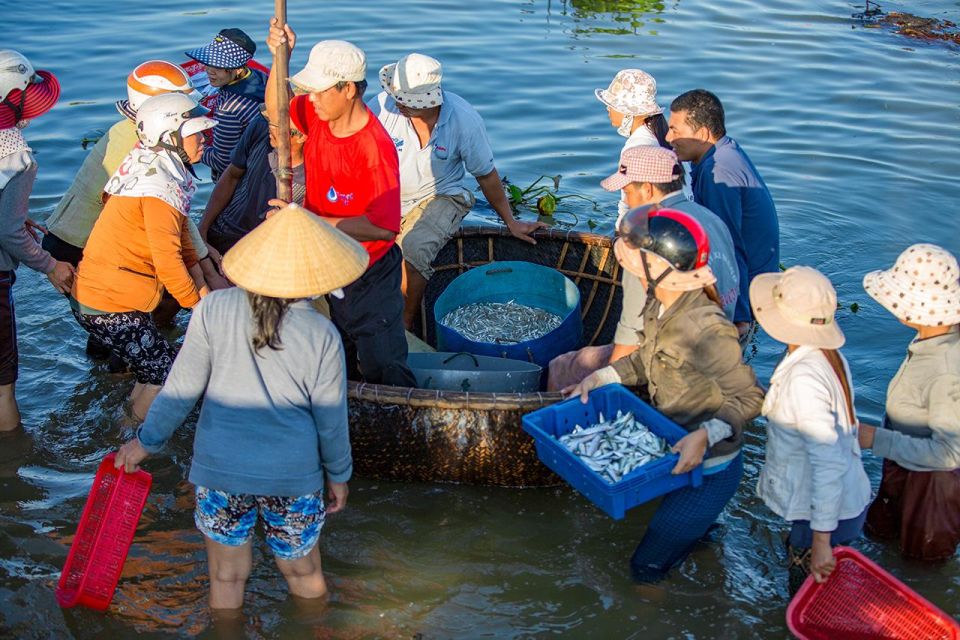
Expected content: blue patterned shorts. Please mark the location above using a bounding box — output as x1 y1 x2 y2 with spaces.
194 486 325 560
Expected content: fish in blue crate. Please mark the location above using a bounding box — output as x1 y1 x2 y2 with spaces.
558 411 669 484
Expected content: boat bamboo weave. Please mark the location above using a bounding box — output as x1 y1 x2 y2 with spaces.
348 225 623 487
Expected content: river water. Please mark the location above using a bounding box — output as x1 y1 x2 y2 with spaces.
2 0 959 637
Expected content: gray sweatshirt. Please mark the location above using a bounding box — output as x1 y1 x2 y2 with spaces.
873 330 960 472
0 162 56 274
137 287 352 496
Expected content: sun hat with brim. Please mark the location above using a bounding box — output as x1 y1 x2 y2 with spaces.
601 145 680 192
222 203 369 299
290 40 366 94
595 69 662 118
379 53 443 109
185 28 256 70
614 238 716 292
863 243 960 327
750 266 845 349
0 70 60 129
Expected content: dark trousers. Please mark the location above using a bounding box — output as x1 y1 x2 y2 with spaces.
0 271 17 385
630 452 744 583
41 232 84 267
328 244 416 387
206 227 243 256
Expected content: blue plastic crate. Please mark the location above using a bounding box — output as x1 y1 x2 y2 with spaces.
522 384 704 520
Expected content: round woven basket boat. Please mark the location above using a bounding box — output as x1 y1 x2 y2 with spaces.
348 225 623 487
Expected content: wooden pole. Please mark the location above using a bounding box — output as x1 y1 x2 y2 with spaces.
273 0 293 202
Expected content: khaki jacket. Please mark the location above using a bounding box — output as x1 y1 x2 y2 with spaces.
611 289 763 458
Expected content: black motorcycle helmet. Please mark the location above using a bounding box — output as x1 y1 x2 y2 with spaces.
617 205 710 291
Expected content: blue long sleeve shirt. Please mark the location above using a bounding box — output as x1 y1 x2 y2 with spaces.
137 287 352 497
691 136 780 323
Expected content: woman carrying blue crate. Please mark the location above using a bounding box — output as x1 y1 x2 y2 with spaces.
749 266 871 595
566 206 764 583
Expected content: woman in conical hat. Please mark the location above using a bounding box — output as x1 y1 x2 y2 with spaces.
115 204 368 609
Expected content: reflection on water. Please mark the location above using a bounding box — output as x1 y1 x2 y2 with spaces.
568 0 670 36
2 0 959 637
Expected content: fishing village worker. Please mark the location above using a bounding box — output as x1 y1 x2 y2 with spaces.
546 145 739 391
185 28 267 180
750 266 871 595
115 204 366 609
369 53 547 329
70 93 217 422
594 68 670 223
198 103 307 254
0 50 72 432
857 244 960 562
565 208 763 582
666 89 780 335
42 61 226 362
265 19 416 387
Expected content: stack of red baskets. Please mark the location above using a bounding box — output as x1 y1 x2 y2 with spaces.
787 546 960 640
55 453 152 611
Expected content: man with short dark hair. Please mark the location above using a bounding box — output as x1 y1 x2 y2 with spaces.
667 89 779 332
198 107 307 254
265 19 415 388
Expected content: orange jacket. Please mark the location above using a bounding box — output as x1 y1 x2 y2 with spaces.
73 195 200 313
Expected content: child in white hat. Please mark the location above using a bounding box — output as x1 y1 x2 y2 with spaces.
115 204 369 609
858 243 960 562
750 266 871 595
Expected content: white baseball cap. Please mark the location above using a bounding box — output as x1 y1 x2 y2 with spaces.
290 40 366 93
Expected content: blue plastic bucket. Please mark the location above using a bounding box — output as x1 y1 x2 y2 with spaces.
434 261 582 367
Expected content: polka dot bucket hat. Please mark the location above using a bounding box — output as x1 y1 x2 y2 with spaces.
863 243 960 326
379 53 443 109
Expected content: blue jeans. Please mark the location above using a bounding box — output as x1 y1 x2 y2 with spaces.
630 452 744 583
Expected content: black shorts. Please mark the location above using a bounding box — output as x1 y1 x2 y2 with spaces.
0 271 17 385
41 233 84 268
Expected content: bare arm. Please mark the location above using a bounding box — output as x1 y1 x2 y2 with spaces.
324 214 396 242
476 168 547 245
198 164 246 238
264 18 296 130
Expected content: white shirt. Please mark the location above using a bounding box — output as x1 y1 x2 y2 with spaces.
757 346 872 531
616 126 659 225
370 90 495 216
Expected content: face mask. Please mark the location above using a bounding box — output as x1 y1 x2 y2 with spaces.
617 114 634 138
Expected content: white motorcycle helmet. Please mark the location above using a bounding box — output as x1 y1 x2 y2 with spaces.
0 50 34 101
135 93 217 166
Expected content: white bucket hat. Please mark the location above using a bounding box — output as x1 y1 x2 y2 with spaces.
863 243 960 327
750 266 845 349
379 53 443 108
595 69 662 117
290 40 366 93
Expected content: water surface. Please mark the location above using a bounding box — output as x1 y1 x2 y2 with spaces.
2 0 959 637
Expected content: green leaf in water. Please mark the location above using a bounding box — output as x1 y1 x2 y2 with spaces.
537 193 558 216
508 184 524 205
587 219 598 231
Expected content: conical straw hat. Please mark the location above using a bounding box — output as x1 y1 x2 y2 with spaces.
222 203 369 298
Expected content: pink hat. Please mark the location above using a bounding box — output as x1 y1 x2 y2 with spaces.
0 69 60 129
601 145 681 191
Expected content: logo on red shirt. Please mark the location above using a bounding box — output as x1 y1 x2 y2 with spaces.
326 186 355 206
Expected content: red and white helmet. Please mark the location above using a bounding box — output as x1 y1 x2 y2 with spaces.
126 60 197 113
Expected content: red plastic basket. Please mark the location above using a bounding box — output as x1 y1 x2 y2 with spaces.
55 453 152 611
787 546 960 640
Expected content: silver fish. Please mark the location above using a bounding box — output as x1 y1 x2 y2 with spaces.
442 300 563 344
556 410 670 484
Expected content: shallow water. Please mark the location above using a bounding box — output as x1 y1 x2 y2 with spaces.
2 0 960 637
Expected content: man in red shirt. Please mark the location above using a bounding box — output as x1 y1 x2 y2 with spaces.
266 20 415 387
